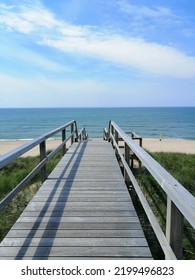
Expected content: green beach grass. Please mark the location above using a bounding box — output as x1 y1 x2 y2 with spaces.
134 152 195 260
0 150 62 242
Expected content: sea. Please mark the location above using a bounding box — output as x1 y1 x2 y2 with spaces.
0 107 194 140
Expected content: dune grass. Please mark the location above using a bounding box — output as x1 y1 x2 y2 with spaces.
0 150 62 242
0 156 40 201
151 152 195 196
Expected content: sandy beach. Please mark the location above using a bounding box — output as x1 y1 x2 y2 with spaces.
142 139 195 154
0 139 69 157
0 138 195 158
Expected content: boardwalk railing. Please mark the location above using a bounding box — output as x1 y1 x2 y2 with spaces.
104 121 195 260
0 120 87 212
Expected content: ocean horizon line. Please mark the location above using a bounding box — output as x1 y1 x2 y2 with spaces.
0 106 195 109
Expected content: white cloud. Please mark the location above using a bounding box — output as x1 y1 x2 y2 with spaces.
42 35 195 78
0 1 195 78
0 10 33 33
116 0 178 20
0 1 61 33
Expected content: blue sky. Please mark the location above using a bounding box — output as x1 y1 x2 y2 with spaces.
0 0 195 107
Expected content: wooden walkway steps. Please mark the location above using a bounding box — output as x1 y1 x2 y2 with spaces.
0 139 152 259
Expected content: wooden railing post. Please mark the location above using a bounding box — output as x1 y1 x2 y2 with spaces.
62 128 66 156
83 128 87 140
75 121 78 142
115 130 118 145
71 123 74 145
166 198 184 259
115 130 119 156
130 151 134 169
110 124 114 141
39 140 47 183
138 137 142 169
124 142 130 185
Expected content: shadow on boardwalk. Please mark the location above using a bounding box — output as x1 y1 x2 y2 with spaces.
16 141 87 259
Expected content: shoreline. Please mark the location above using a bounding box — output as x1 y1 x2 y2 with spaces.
0 138 195 157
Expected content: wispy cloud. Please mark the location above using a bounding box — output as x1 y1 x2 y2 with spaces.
115 0 185 44
116 0 180 21
0 1 86 36
0 0 195 79
0 1 55 32
42 35 195 78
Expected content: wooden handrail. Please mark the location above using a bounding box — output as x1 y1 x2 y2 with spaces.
0 120 76 169
0 120 87 211
107 121 195 259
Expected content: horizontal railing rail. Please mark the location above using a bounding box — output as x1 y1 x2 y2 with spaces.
105 121 195 260
0 120 87 211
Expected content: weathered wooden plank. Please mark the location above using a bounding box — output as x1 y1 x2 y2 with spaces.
49 170 122 177
32 193 130 200
36 190 129 196
6 229 144 238
57 157 118 164
24 205 135 212
67 146 115 153
20 210 137 217
38 189 128 194
48 172 123 178
26 201 134 208
12 222 142 230
39 186 126 191
30 197 132 203
48 173 124 180
33 194 129 202
17 216 140 223
56 162 118 167
1 237 148 247
40 180 126 189
54 152 117 158
0 246 152 258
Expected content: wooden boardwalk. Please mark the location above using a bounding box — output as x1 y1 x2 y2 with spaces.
0 139 152 259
